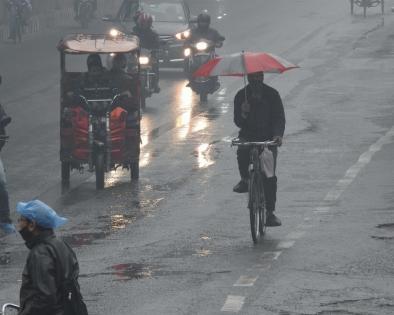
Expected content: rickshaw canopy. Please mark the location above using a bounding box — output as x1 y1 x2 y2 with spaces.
58 34 140 54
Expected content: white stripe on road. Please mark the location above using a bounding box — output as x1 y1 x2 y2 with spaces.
321 126 394 204
221 295 245 312
277 240 295 249
233 275 259 287
285 231 306 240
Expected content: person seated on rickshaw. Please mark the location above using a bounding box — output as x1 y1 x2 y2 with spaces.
83 53 109 88
65 54 108 105
109 54 139 112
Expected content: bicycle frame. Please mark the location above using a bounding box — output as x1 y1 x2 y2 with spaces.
232 139 277 242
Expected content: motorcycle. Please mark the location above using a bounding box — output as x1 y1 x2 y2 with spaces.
139 49 160 110
184 39 222 103
78 0 94 28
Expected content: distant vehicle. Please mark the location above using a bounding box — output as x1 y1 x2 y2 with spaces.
350 0 384 17
103 0 196 67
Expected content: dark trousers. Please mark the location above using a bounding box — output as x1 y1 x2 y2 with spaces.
237 147 278 212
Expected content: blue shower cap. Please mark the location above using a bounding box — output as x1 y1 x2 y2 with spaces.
16 200 68 229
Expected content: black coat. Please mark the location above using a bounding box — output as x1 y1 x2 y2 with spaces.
132 26 160 50
186 27 225 45
19 231 80 315
234 83 285 142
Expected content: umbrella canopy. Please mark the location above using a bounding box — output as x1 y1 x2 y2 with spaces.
194 51 298 77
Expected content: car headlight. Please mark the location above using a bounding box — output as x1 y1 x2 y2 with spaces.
139 56 150 65
184 48 191 57
175 29 191 40
196 41 208 51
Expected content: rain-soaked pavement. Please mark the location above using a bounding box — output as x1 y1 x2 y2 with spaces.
1 0 394 314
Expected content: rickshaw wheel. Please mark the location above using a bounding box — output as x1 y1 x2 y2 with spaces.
95 154 105 190
130 162 139 180
61 161 70 182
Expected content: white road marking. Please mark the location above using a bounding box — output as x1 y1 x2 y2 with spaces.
321 126 394 204
277 240 295 249
285 231 306 240
233 275 259 287
221 295 245 312
272 251 282 260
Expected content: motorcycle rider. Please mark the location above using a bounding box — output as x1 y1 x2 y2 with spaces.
132 12 161 92
73 0 97 20
186 13 225 48
233 71 285 227
0 75 15 236
185 13 225 91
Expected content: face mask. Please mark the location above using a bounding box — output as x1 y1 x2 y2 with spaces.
248 79 262 90
19 226 34 242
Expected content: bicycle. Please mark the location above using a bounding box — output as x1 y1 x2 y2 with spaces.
232 138 277 243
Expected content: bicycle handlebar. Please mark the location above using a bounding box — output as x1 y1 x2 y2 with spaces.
231 139 278 147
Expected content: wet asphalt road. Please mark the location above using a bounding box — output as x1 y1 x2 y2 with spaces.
1 0 394 314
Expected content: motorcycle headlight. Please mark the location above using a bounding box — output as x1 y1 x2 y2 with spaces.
175 29 191 40
184 48 191 57
196 41 208 51
139 56 150 65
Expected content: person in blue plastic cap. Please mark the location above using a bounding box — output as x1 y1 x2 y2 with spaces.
16 200 86 315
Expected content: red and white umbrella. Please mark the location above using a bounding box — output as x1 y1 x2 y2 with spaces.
194 51 298 77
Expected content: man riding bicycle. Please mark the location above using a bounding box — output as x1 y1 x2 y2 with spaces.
233 71 285 227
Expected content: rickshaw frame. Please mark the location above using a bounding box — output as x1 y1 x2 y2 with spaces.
57 33 142 188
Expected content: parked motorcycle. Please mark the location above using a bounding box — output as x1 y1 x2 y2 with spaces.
139 49 160 110
184 39 222 103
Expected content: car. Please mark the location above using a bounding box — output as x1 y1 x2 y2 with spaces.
103 0 195 67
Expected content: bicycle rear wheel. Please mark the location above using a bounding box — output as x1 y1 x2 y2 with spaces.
248 172 264 243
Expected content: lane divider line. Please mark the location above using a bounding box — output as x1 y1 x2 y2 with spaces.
233 275 259 287
221 295 245 312
320 126 394 206
285 231 306 240
277 240 295 249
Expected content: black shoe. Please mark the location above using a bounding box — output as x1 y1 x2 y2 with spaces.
266 213 282 227
233 180 248 193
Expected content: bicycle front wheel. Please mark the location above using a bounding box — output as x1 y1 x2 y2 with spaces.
248 172 264 243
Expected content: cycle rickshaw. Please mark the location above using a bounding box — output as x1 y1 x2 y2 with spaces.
58 33 142 189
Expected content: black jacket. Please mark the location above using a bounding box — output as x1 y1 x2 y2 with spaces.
234 83 285 141
132 26 160 50
186 27 225 45
19 231 80 315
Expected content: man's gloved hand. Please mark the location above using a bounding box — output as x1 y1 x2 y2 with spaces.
273 136 283 147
